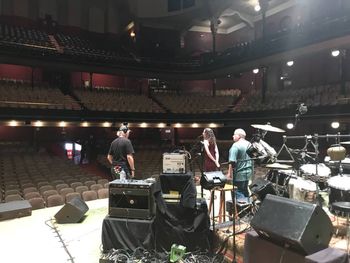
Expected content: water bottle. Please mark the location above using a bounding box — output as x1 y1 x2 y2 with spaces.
120 169 126 182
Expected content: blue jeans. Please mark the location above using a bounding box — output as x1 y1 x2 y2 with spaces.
233 180 250 203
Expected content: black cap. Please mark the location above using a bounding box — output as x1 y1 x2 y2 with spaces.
118 125 129 133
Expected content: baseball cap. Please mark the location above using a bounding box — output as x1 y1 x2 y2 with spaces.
118 125 129 133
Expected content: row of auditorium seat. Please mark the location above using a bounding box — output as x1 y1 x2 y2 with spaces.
0 146 111 209
1 77 350 114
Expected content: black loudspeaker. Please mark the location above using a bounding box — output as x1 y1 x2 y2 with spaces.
200 171 227 190
54 196 89 223
0 200 32 221
249 177 276 201
251 195 333 255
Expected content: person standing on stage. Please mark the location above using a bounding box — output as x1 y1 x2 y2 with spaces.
202 128 220 172
226 128 253 203
107 124 135 179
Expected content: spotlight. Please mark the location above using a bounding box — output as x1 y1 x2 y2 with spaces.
82 121 89 127
286 60 294 67
34 121 43 127
140 122 148 128
59 121 66 127
252 68 259 74
254 5 261 12
192 123 199 128
286 123 294 129
331 50 340 57
331 122 340 129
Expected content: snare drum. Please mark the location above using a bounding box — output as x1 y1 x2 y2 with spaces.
300 163 331 183
288 177 317 203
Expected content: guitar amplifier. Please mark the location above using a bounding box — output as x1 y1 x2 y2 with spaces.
200 171 227 190
108 179 156 219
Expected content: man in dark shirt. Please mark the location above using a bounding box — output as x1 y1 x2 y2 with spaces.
107 125 135 179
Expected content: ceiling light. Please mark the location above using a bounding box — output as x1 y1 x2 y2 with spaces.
286 60 294 67
158 123 166 128
59 121 66 127
254 5 261 12
34 121 43 127
192 123 199 128
252 68 259 74
140 122 148 128
331 50 340 57
331 122 340 129
103 122 111 127
174 123 182 128
209 123 217 128
130 31 135 38
82 122 89 127
9 120 18 127
286 123 294 130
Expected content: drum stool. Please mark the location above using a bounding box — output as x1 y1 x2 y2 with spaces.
332 201 350 255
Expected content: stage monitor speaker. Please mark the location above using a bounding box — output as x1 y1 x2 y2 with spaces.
250 194 333 255
200 171 226 190
54 196 89 223
0 200 32 221
249 177 276 201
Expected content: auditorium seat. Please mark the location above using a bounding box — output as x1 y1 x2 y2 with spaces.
90 184 103 192
47 194 64 207
28 197 45 210
59 188 74 199
24 191 41 200
84 180 96 189
42 189 59 203
70 182 83 190
23 187 38 195
5 194 23 202
55 183 70 192
97 179 109 186
65 192 81 203
97 188 108 199
75 186 89 195
82 190 97 201
39 185 55 194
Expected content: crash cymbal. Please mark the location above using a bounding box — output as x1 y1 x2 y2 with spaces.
265 163 292 170
251 124 285 133
340 141 350 145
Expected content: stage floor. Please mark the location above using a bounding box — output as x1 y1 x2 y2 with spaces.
0 187 349 263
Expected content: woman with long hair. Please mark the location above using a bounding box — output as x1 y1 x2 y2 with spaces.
202 128 220 172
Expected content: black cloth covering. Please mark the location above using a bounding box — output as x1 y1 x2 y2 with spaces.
101 175 210 252
101 216 154 252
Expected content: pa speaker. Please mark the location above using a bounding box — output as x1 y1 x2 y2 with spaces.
250 194 333 255
54 196 89 223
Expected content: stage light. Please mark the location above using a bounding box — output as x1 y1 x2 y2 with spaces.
158 123 166 128
59 121 66 127
331 122 340 129
192 123 199 128
286 123 294 129
130 31 135 38
103 122 111 127
254 5 261 12
286 60 294 67
9 120 18 127
209 123 217 128
174 123 182 128
140 122 148 128
252 68 259 74
331 50 340 57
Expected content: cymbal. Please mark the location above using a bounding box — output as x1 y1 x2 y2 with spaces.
251 124 285 133
265 163 292 170
340 141 350 145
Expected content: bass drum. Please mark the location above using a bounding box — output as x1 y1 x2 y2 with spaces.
288 177 317 203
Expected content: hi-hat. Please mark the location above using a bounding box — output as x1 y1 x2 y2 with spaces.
251 124 285 133
340 141 350 145
265 163 292 170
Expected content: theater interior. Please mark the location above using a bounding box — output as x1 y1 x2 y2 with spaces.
1 0 350 262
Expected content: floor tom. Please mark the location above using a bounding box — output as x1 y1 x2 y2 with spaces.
288 177 317 203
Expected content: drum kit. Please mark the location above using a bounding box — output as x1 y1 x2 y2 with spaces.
249 123 350 212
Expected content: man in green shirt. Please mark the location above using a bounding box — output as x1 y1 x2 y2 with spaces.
227 128 253 203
